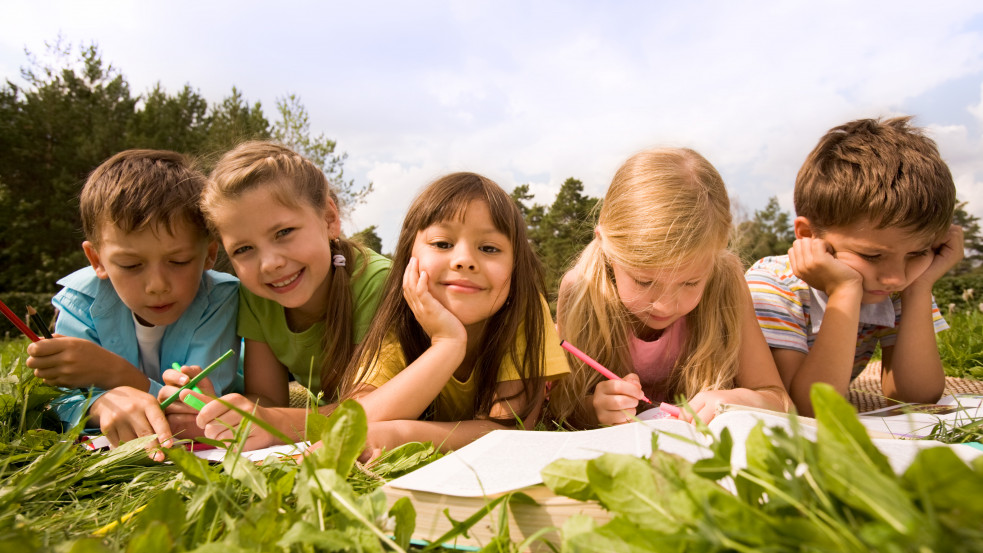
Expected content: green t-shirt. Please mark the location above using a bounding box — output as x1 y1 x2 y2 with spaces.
238 248 391 393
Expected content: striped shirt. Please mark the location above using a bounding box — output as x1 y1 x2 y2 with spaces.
745 255 948 379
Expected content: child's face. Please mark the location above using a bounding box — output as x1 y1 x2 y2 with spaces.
805 218 936 304
211 185 340 315
83 220 217 327
611 255 712 334
411 201 514 328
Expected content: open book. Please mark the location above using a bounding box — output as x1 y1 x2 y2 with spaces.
383 407 983 550
857 393 983 439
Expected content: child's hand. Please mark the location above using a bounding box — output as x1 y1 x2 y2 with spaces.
402 257 467 345
593 373 645 426
788 237 863 298
88 386 173 462
195 394 281 451
682 388 784 423
26 336 143 390
158 365 217 440
358 420 406 463
910 224 964 290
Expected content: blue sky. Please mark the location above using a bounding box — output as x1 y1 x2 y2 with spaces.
3 1 982 251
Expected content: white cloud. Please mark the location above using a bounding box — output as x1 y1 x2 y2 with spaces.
4 1 983 251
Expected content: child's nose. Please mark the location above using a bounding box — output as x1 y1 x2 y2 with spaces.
451 248 477 271
146 268 169 294
878 261 907 288
260 251 285 273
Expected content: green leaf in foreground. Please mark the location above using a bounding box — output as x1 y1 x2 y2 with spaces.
307 399 367 478
812 384 925 536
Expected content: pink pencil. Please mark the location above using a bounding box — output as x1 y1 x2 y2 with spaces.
0 298 40 342
560 339 653 404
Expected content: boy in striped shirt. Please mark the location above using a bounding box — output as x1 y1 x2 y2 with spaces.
745 117 962 416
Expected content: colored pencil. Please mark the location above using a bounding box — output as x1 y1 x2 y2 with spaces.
26 305 53 339
0 298 40 342
560 339 652 404
159 349 235 408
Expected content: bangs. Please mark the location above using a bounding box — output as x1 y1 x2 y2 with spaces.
409 174 519 243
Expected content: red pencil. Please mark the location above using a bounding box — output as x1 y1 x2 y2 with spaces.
0 298 40 342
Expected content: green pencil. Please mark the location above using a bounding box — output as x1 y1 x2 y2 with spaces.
159 349 235 409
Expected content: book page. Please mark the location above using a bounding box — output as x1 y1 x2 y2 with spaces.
858 394 983 439
193 441 311 463
387 418 732 497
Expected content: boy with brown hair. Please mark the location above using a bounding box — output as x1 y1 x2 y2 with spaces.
26 150 240 459
745 117 963 416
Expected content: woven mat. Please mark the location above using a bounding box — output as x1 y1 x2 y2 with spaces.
288 381 312 408
849 361 983 413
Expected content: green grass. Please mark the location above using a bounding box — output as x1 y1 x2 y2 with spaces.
939 308 983 380
2 330 983 551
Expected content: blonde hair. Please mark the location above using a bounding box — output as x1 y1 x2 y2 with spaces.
548 148 747 428
81 150 209 244
203 141 366 398
345 173 548 422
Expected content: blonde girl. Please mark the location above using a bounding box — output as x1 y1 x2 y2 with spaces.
349 172 569 459
159 141 390 449
548 148 788 428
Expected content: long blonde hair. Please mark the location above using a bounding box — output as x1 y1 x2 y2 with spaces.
548 148 747 428
202 141 366 398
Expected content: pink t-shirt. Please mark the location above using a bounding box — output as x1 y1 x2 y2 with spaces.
628 318 686 403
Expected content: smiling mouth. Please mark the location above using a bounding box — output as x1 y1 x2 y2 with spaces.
442 280 484 292
269 270 302 289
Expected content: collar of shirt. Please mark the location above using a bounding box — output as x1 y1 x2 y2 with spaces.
808 287 895 334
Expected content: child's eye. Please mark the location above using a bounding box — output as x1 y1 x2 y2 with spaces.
858 253 880 262
683 281 700 288
634 279 653 287
431 241 453 250
479 245 501 254
171 259 192 266
117 263 141 270
232 245 253 256
275 228 295 239
908 250 930 258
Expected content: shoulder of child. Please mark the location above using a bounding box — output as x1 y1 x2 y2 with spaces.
56 266 101 293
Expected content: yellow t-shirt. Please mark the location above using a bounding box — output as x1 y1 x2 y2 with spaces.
363 298 570 421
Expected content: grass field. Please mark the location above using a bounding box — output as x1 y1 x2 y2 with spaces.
2 315 982 551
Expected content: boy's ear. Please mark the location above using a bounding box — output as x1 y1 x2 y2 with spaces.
203 240 219 271
793 216 816 239
82 241 110 280
324 198 342 239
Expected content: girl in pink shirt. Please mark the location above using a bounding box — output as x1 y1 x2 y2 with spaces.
548 148 789 428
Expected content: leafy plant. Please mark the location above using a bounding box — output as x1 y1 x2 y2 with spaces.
543 384 983 552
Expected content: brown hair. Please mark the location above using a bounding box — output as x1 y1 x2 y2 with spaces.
794 116 956 238
81 150 208 244
203 141 366 398
346 172 548 423
548 148 747 428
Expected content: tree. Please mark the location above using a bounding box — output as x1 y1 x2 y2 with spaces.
202 86 270 162
731 196 794 267
127 84 210 154
510 183 546 247
0 40 135 293
535 178 599 295
272 94 371 210
351 225 384 255
951 201 983 275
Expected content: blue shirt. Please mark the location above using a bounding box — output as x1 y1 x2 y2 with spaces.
49 267 241 429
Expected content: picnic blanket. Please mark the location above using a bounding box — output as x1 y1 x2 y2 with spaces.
850 361 983 412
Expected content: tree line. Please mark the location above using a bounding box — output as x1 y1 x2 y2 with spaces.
2 41 981 315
